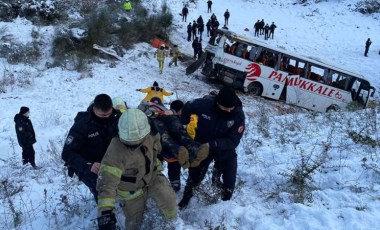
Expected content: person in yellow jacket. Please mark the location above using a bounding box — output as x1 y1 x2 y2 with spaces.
154 44 168 74
123 0 132 12
136 81 173 103
169 44 180 67
96 109 177 230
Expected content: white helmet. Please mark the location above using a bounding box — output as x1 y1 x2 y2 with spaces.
118 109 150 142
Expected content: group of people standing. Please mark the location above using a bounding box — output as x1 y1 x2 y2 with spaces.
54 82 245 229
254 19 277 40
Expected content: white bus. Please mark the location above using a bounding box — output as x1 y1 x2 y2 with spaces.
200 29 375 112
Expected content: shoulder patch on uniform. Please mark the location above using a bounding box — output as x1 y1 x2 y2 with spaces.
227 120 235 128
238 125 245 134
65 135 74 145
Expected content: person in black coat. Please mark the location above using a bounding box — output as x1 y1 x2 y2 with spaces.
187 22 192 41
364 38 372 57
192 37 202 59
206 19 211 37
264 23 270 40
61 94 121 202
192 20 198 40
178 86 245 209
259 19 265 35
182 6 189 22
269 22 277 39
198 21 204 41
14 106 38 168
224 9 230 26
207 0 212 13
254 19 260 37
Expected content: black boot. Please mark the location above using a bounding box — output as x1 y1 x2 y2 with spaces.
178 185 193 209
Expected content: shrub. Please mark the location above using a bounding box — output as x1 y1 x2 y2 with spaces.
356 0 380 14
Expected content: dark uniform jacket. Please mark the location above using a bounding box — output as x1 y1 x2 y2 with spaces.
61 107 120 176
180 97 245 161
14 114 36 148
182 7 188 16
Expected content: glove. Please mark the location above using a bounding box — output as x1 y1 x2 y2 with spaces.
97 210 117 230
136 89 140 91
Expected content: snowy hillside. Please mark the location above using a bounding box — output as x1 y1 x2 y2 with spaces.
0 0 379 229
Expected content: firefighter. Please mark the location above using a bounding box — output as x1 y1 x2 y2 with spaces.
123 0 132 12
169 44 180 67
96 109 177 230
154 44 168 74
136 81 173 103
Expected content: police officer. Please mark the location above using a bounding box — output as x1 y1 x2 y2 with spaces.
61 94 121 202
178 86 245 209
96 109 177 230
14 106 38 169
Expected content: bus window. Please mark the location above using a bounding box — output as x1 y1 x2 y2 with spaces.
296 61 306 77
249 46 262 62
330 72 351 91
308 65 325 83
280 56 289 71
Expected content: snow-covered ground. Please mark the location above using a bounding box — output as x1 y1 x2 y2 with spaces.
0 0 379 229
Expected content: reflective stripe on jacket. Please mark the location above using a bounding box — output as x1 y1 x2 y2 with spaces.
97 133 162 211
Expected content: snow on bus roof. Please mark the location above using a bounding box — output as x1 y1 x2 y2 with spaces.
217 29 370 83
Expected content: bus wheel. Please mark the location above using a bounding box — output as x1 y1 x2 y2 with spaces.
326 104 340 112
249 82 263 96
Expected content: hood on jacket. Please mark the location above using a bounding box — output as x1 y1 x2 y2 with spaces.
14 113 26 122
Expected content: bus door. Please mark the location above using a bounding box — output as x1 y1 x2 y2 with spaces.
284 59 306 107
261 53 286 100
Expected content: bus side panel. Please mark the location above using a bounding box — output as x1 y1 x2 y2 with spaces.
286 76 352 112
285 75 300 106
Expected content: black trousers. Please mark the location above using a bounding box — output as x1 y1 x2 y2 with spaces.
168 161 181 184
78 169 98 203
185 153 237 199
22 144 35 166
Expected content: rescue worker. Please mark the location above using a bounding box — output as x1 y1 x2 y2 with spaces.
178 86 245 209
112 97 128 113
365 38 372 57
136 81 173 103
224 9 230 26
123 0 132 12
154 44 167 74
14 106 39 169
169 44 180 67
182 5 189 22
96 109 177 230
61 94 121 202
